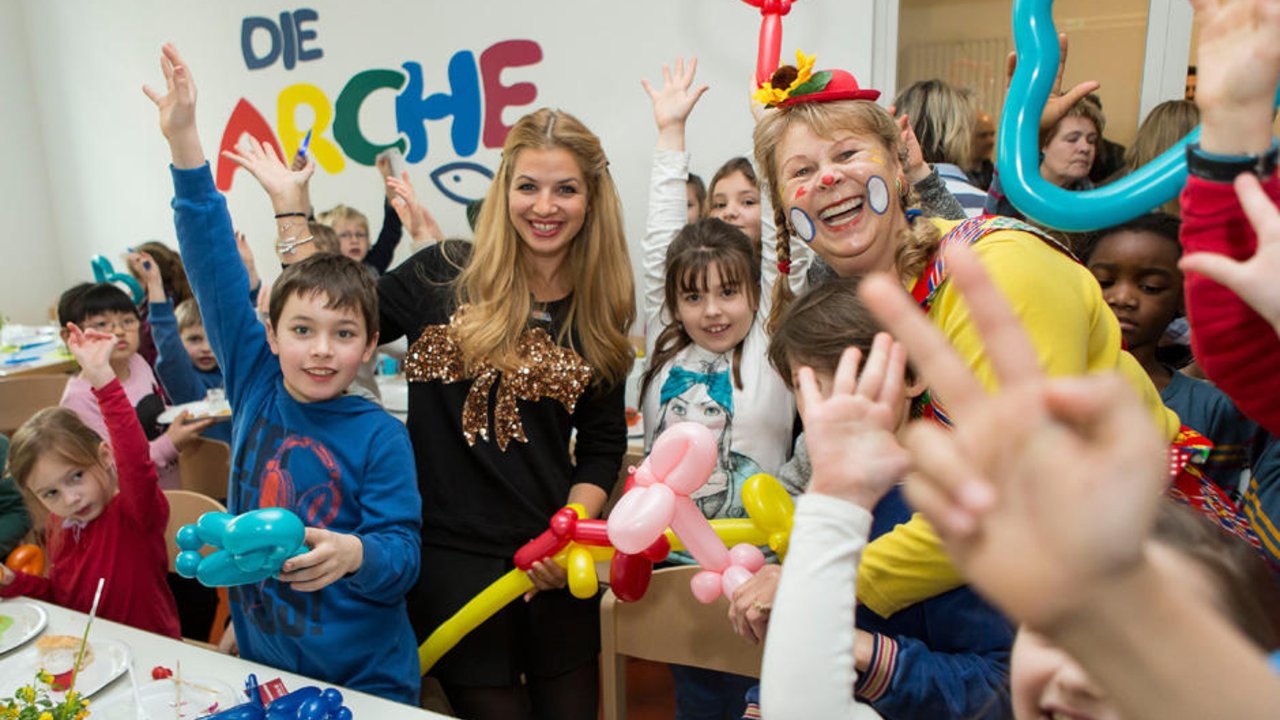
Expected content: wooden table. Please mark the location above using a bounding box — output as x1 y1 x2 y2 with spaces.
3 598 452 719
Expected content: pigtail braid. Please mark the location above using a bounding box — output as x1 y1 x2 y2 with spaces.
893 181 943 283
766 199 794 334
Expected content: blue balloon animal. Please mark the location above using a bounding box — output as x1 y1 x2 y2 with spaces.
175 507 308 587
201 687 352 720
998 0 1280 231
90 255 145 304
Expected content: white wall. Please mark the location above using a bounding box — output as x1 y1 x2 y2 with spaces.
1 0 877 326
0 0 61 324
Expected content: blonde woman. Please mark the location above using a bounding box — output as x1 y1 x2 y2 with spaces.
892 79 988 217
378 108 635 720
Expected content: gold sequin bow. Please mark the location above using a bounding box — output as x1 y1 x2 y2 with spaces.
406 316 593 449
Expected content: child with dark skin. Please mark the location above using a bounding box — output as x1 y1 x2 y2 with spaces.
1083 213 1185 392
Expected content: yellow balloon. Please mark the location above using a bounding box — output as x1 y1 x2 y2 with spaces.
419 568 533 674
742 474 796 558
566 546 599 599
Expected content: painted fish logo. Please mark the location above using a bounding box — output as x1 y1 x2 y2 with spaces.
430 161 494 205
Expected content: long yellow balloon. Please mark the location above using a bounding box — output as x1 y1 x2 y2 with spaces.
419 475 796 674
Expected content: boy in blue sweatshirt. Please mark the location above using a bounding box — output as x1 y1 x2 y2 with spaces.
145 44 422 703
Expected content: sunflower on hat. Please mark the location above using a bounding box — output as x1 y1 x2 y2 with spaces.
753 50 827 106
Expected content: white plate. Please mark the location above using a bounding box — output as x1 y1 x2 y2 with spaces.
93 676 241 719
158 400 232 424
0 639 131 699
0 601 47 654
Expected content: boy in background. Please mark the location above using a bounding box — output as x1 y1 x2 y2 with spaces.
1082 212 1280 565
130 249 230 444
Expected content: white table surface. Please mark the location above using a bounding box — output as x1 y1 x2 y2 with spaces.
1 597 451 719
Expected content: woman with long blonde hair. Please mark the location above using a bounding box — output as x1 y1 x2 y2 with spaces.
378 107 635 720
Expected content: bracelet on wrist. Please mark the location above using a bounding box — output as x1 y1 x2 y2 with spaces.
1187 138 1279 182
274 211 308 219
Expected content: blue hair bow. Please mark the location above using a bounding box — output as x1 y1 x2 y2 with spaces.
659 365 734 413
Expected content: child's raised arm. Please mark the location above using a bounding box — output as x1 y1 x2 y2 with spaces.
386 172 444 250
641 58 709 332
222 138 316 257
145 45 277 406
142 44 204 170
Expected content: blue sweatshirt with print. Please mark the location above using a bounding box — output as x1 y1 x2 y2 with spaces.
170 164 422 703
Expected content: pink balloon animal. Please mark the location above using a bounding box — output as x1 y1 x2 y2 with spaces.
607 422 766 603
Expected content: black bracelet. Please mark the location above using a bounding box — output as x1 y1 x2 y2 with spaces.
273 211 308 219
1187 139 1279 182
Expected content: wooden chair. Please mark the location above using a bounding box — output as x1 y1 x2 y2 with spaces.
163 489 231 645
0 374 70 435
178 437 231 501
600 565 764 720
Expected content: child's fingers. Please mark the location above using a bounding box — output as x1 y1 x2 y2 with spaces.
903 421 994 517
795 366 824 422
1178 252 1248 293
947 247 1043 389
861 274 985 419
855 333 892 399
878 342 908 407
831 346 863 397
1234 173 1280 241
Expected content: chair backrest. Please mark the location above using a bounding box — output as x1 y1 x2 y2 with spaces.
178 437 231 501
162 489 226 572
600 565 764 720
0 374 70 436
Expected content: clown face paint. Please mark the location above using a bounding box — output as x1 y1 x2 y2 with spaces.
790 206 817 243
867 176 890 215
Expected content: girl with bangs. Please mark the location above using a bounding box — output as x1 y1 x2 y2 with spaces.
640 56 796 720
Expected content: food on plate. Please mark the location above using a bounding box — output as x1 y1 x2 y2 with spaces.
36 635 93 690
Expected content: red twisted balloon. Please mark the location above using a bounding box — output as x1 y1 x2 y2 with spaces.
743 0 797 86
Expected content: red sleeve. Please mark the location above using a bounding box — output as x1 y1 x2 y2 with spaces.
1180 174 1280 436
0 569 51 599
92 380 168 531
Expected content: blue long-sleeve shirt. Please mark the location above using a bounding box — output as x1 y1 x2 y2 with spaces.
170 163 422 703
853 486 1012 719
149 298 230 444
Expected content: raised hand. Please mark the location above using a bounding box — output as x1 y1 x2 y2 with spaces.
859 247 1167 632
1006 32 1100 133
376 153 397 200
64 322 120 389
221 137 314 208
1180 174 1280 336
126 251 165 302
387 172 444 245
641 57 710 150
890 108 930 184
1191 0 1280 153
796 335 910 510
142 43 204 169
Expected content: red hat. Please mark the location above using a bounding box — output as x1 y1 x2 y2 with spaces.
754 51 881 108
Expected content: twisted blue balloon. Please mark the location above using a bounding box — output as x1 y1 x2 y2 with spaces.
90 255 145 304
999 0 1280 231
175 507 308 587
